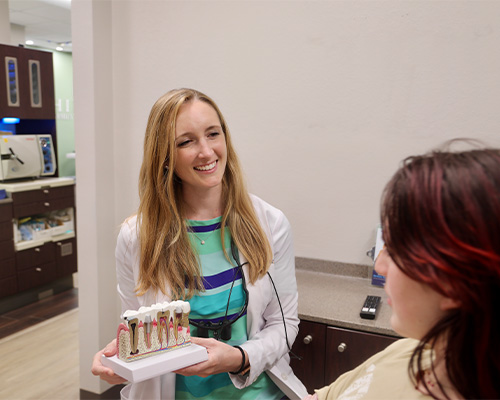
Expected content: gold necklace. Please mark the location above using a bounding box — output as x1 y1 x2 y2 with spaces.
188 225 219 245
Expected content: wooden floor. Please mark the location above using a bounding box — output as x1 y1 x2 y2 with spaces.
0 288 125 400
0 289 80 400
0 287 78 340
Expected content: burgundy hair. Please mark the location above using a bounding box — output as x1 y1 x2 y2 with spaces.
381 146 500 399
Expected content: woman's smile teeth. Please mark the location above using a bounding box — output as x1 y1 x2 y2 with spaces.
194 161 217 171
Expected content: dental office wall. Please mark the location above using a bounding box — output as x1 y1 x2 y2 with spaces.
72 1 500 394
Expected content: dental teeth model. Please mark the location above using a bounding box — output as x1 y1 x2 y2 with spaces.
117 301 191 362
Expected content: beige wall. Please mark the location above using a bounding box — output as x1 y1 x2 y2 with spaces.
110 0 500 264
0 2 10 44
73 0 500 393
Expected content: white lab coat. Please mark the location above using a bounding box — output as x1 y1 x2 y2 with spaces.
115 194 308 400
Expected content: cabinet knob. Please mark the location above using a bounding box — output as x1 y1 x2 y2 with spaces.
44 202 50 207
34 247 41 252
36 267 42 272
303 335 313 345
337 343 347 353
43 189 49 194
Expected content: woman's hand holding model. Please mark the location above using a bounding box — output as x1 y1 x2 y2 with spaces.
90 339 126 385
174 337 248 377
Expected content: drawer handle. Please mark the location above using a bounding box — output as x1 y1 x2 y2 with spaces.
36 267 42 272
338 343 347 353
44 202 50 207
43 189 49 194
34 248 41 252
303 335 313 345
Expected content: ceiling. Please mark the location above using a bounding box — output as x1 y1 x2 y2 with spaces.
8 0 72 52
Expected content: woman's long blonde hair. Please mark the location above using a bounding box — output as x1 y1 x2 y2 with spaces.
136 88 273 300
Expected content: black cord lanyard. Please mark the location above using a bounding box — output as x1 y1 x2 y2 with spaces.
188 240 249 341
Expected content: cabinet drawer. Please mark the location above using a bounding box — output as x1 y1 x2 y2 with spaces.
0 202 13 222
17 261 57 291
11 186 74 205
15 242 55 270
0 239 14 260
13 196 74 218
0 257 15 279
0 220 13 241
0 275 18 298
55 238 77 276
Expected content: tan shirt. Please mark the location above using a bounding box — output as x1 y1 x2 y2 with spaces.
315 338 431 400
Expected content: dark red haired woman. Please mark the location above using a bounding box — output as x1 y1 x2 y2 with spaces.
306 143 500 400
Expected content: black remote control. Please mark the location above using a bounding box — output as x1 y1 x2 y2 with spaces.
360 295 381 319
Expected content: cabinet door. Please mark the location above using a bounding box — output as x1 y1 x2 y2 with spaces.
0 45 26 118
0 275 18 298
0 201 13 222
290 320 327 393
0 239 15 261
0 257 15 280
325 326 398 384
0 220 13 241
55 238 77 276
0 44 55 119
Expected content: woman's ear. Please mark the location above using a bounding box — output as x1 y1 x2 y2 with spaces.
440 296 460 311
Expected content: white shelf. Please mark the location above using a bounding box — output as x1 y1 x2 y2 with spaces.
15 230 75 251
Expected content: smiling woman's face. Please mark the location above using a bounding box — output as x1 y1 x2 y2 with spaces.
174 100 227 194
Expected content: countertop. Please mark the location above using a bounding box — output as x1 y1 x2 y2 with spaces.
0 176 75 192
295 258 399 337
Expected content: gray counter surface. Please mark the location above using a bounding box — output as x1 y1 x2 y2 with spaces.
295 262 399 337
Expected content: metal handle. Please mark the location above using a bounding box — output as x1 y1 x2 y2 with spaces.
57 242 62 246
34 248 41 252
43 189 49 194
36 267 42 272
44 202 50 207
337 343 347 353
303 335 312 345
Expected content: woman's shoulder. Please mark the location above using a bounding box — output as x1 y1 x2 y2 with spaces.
117 214 139 243
249 194 285 218
249 194 291 235
380 338 420 359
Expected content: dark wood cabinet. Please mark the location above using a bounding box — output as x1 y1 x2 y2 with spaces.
290 320 398 393
0 44 55 120
0 180 77 299
0 200 17 297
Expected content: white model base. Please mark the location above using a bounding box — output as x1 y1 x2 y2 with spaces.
101 343 208 383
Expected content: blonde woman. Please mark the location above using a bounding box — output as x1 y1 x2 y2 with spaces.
91 88 307 400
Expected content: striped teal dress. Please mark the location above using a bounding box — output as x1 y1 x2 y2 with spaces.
175 217 284 399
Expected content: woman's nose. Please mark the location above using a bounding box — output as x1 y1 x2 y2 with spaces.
374 247 388 276
198 139 214 158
